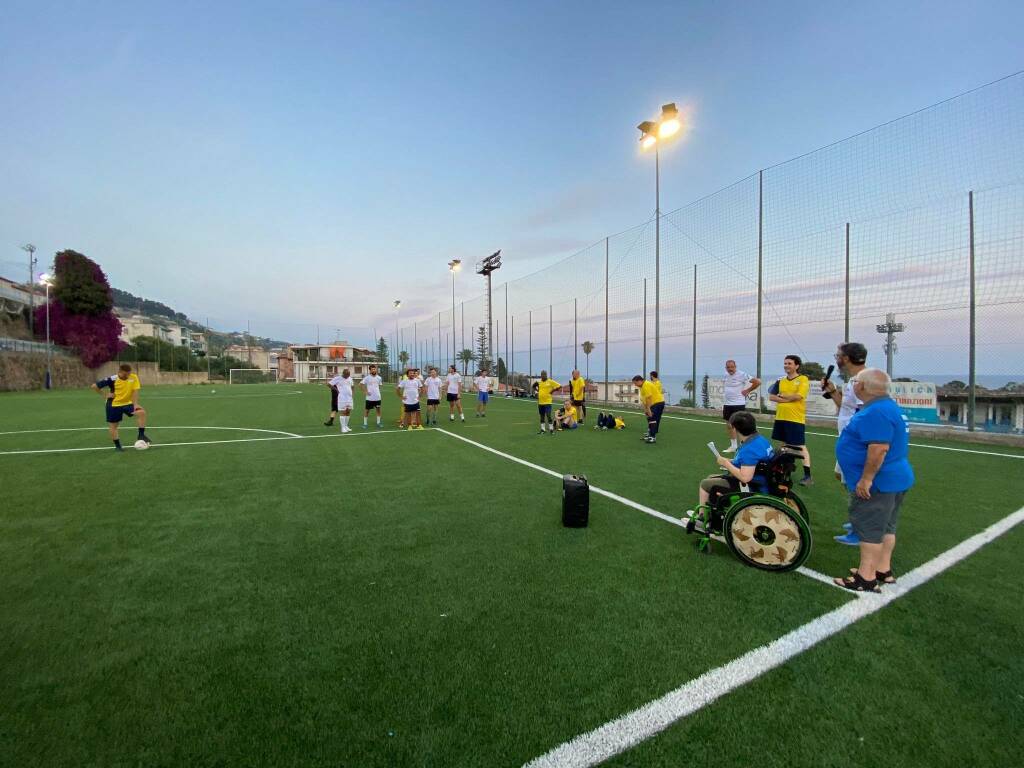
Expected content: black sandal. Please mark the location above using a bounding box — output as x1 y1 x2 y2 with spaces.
848 567 897 584
834 572 881 592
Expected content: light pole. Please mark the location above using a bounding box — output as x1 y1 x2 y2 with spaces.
637 103 682 373
38 273 54 389
22 244 37 334
475 250 502 369
876 313 905 378
393 300 401 380
448 259 461 365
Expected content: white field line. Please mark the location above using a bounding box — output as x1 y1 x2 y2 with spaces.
577 402 1024 460
0 425 302 438
524 504 1024 768
0 427 411 456
144 390 305 400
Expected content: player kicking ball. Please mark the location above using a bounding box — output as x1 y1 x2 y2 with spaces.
329 368 355 433
360 364 384 429
92 363 150 451
445 365 465 422
424 367 443 426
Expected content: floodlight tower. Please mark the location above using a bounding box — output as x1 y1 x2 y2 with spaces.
636 103 683 373
475 250 502 369
876 313 905 377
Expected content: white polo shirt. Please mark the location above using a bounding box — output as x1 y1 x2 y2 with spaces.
723 370 753 406
361 374 382 401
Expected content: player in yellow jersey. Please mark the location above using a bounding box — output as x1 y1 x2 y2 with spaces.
650 370 663 397
535 370 562 435
91 364 149 451
633 373 666 444
569 369 587 425
768 354 813 485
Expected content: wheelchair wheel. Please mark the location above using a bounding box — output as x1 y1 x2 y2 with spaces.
782 490 809 522
723 496 812 572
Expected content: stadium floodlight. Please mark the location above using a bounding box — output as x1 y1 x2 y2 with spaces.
38 273 53 390
475 251 502 368
636 101 684 373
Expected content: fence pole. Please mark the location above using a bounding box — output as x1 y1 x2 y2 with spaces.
643 278 647 378
756 169 764 411
604 236 609 404
505 283 509 391
461 301 465 357
573 298 578 371
692 264 698 409
968 190 976 432
414 325 418 368
844 222 851 343
510 315 515 387
529 310 533 380
549 304 553 374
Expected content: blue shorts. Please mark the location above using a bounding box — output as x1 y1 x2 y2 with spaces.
539 404 552 417
106 403 136 423
771 419 805 447
478 392 489 403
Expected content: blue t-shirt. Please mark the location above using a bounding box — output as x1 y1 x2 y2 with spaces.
733 434 774 491
835 396 915 493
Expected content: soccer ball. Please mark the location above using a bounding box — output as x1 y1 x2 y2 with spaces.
211 389 216 394
134 439 149 450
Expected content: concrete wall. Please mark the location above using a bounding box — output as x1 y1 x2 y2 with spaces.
91 361 209 386
0 352 95 391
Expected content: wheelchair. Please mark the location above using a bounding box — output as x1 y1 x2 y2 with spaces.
684 446 812 572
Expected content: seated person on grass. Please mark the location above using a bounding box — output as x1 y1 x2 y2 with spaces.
555 403 579 430
685 411 773 520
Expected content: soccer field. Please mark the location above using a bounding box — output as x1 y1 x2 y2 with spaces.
2 384 1022 767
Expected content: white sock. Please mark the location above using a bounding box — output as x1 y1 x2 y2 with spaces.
729 439 737 450
341 416 349 429
363 417 368 426
377 417 381 425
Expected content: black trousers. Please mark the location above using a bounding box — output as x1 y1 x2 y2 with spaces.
648 402 665 437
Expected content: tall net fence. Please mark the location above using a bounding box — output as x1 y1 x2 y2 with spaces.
388 72 1024 431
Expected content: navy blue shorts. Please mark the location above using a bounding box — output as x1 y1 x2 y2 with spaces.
403 403 420 413
427 398 440 406
106 403 136 423
771 419 805 446
446 393 460 402
539 404 552 417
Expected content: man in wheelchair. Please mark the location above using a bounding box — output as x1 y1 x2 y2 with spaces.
684 411 774 531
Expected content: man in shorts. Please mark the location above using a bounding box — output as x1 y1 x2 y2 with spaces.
768 354 812 486
721 359 760 453
92 364 150 451
360 364 384 429
397 369 424 430
445 365 465 422
569 369 587 425
833 368 914 592
423 367 443 426
329 368 355 433
535 370 561 434
473 369 491 417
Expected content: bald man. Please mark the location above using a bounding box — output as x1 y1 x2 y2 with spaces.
833 368 915 592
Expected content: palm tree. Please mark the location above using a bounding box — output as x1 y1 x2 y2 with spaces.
682 378 695 406
398 350 410 373
457 348 476 376
581 341 595 380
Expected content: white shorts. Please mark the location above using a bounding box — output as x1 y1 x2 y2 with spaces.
338 399 354 410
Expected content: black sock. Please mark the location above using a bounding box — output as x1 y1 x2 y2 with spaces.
804 466 812 478
137 427 146 438
113 439 122 449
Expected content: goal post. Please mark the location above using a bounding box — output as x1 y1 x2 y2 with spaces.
228 368 279 385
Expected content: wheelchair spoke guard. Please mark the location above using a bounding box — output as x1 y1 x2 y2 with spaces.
723 496 812 572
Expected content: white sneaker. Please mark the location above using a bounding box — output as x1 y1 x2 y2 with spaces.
722 445 736 453
341 427 352 433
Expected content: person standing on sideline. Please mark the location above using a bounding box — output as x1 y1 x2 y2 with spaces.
397 369 424 430
92 364 150 451
569 369 587 425
823 342 868 544
323 372 340 427
330 368 355 433
473 369 491 417
535 370 562 434
650 371 663 397
633 373 665 444
833 368 914 592
424 367 443 426
445 365 465 422
768 354 813 485
360 364 384 429
721 360 760 453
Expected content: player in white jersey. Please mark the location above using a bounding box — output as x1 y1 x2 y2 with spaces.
445 365 465 422
473 369 491 417
329 369 355 433
360 364 384 429
423 367 444 426
721 359 761 452
397 369 424 430
822 342 868 545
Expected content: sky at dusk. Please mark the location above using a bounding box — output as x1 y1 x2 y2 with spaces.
2 0 1022 377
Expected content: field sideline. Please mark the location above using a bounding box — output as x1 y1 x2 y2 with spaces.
1 383 1022 767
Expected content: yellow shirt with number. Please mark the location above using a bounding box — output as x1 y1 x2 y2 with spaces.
537 379 561 405
639 380 664 406
570 378 586 400
775 375 809 424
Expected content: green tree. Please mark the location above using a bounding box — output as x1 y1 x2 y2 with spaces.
52 249 114 316
800 361 826 381
398 350 409 371
497 357 507 381
475 326 491 372
581 341 595 380
943 380 967 391
457 348 476 376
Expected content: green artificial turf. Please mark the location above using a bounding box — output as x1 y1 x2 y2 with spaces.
1 383 1021 767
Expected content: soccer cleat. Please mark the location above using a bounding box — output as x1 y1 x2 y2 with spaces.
538 429 546 435
323 419 334 427
414 425 425 430
140 435 151 444
114 445 124 452
722 445 736 453
341 427 352 434
834 532 861 546
362 423 368 429
798 476 814 487
450 415 455 421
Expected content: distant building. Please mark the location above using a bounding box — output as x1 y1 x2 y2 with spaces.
0 277 36 315
223 345 271 370
290 342 379 382
937 386 1024 433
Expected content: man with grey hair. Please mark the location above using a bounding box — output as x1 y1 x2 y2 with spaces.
833 368 915 592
